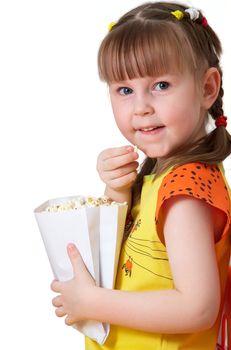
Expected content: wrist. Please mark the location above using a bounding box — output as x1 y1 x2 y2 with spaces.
104 186 132 210
85 286 104 321
104 186 129 200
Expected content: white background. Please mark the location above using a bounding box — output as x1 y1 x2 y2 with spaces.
0 1 230 349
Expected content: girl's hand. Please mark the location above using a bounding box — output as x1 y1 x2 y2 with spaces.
51 244 96 325
97 146 139 192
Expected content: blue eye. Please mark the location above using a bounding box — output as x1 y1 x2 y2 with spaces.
155 82 169 91
118 87 133 95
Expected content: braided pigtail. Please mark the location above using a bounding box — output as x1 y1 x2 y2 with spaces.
202 24 231 160
206 69 231 160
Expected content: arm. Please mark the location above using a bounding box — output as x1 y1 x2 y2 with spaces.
51 196 221 333
87 195 221 333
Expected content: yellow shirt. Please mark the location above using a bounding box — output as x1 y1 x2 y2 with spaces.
86 162 231 350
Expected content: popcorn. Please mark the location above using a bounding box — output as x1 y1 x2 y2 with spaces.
134 145 138 153
45 195 126 212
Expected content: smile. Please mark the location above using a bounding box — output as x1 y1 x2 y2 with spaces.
139 126 165 134
141 127 156 131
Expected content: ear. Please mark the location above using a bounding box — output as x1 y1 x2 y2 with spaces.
201 67 220 109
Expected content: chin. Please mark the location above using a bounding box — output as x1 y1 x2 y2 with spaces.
143 148 167 159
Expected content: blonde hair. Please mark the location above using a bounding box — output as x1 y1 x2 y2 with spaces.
98 2 231 205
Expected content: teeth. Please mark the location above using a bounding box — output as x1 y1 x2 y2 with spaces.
142 127 155 131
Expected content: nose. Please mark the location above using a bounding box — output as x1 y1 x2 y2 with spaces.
133 94 154 117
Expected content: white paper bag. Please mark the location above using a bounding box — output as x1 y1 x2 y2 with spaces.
34 195 127 344
99 205 127 338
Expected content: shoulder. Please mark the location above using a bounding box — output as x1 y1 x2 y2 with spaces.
155 162 230 244
157 162 230 212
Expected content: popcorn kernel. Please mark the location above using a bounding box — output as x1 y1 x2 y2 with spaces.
45 196 127 212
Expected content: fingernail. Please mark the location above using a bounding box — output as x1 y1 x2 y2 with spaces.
126 146 133 152
67 243 75 251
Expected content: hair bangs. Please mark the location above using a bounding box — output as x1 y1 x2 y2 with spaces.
98 21 196 83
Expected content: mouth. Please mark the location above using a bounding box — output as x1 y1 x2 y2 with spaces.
138 126 165 135
140 126 164 131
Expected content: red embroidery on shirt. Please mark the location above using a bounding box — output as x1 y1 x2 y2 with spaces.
122 256 133 277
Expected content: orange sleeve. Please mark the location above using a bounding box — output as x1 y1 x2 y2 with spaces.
155 162 231 244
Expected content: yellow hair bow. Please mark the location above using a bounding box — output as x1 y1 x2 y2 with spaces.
108 21 117 32
171 10 184 20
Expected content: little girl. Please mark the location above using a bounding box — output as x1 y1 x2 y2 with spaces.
51 2 231 349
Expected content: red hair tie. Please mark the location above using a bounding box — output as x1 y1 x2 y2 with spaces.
201 16 208 27
215 115 227 128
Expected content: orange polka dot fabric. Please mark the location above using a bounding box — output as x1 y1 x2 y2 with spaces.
155 162 231 241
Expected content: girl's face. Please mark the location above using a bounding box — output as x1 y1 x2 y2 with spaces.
109 72 206 159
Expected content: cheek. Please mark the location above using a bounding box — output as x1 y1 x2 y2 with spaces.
110 96 133 141
112 105 129 132
113 111 134 143
168 101 200 126
114 115 130 137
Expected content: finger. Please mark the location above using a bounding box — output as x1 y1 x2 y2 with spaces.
108 170 137 190
100 145 134 161
67 243 82 277
104 161 139 181
55 307 66 318
102 151 139 172
50 279 62 293
65 315 74 326
52 295 62 307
